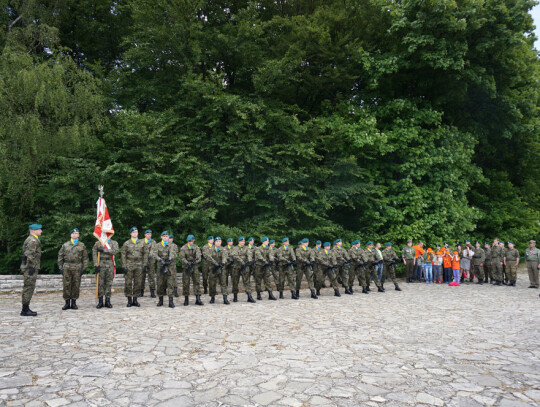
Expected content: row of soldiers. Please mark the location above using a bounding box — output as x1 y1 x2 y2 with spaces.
19 225 404 315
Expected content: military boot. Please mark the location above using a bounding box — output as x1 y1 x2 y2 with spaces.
184 296 189 306
291 290 298 300
140 289 144 297
247 293 256 303
311 289 318 299
366 285 371 292
204 287 208 295
210 296 215 304
150 289 156 298
316 288 321 296
394 283 402 291
62 300 71 310
377 286 384 292
256 291 262 300
510 281 516 286
157 296 164 306
495 280 502 286
96 297 104 309
169 297 175 308
132 297 140 307
20 304 37 317
295 289 300 298
71 299 78 310
362 286 369 294
174 287 179 297
334 288 341 297
127 297 133 307
233 293 238 302
344 287 352 295
268 290 277 300
195 295 203 306
484 277 488 283
105 298 112 308
223 295 230 305
279 291 284 299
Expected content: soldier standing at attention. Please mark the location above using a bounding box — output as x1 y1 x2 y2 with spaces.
348 240 368 294
20 224 42 316
254 237 277 300
121 227 148 307
402 240 415 283
142 229 157 298
231 237 256 303
382 243 402 291
471 241 485 284
277 237 298 299
269 239 280 291
312 240 323 293
247 237 256 286
490 238 504 286
92 236 119 309
224 238 235 287
295 238 317 299
201 236 214 295
58 228 89 310
316 242 341 297
208 237 230 304
365 241 384 292
503 242 520 287
332 239 352 294
525 240 539 288
484 242 493 283
180 234 203 306
154 231 177 308
168 233 180 297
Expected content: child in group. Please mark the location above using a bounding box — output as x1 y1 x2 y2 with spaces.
450 251 461 286
423 248 435 283
443 245 453 283
434 246 444 283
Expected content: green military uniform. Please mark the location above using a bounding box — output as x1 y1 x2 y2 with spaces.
331 240 351 294
121 234 148 305
402 244 415 282
208 240 229 303
224 239 235 287
525 243 539 288
168 236 179 297
58 237 89 304
312 244 324 292
471 245 485 283
231 238 255 302
315 244 340 295
254 238 276 299
20 225 42 316
154 238 178 305
269 241 280 290
490 242 504 284
92 239 119 306
484 245 493 283
364 244 383 291
504 245 519 285
382 245 401 290
277 240 297 299
180 238 202 304
201 238 215 294
142 235 158 296
295 241 316 298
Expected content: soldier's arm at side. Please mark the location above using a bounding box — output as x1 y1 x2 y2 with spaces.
121 242 127 266
25 239 39 268
82 243 89 270
92 242 99 265
58 243 65 270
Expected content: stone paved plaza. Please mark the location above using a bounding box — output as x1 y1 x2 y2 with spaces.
0 275 539 407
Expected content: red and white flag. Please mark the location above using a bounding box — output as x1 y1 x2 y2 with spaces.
93 197 116 273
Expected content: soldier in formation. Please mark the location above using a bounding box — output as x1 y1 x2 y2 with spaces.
58 228 89 310
180 234 202 306
92 235 119 308
121 227 148 307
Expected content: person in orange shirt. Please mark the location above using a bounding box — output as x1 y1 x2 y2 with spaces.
442 243 452 283
413 242 425 281
433 245 444 283
451 251 461 285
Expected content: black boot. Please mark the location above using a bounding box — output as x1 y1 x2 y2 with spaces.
311 289 318 299
132 297 140 307
510 281 516 286
362 286 369 294
140 289 144 297
345 287 352 295
174 287 179 297
105 298 112 308
204 287 208 294
495 280 502 286
334 288 341 297
96 297 104 309
20 304 37 317
184 296 189 306
377 286 384 292
195 295 204 306
210 296 215 304
223 295 230 305
157 296 164 306
169 297 175 308
349 286 354 293
484 277 488 283
380 285 385 292
291 290 298 300
62 300 71 310
279 291 284 299
295 290 300 298
268 291 277 300
395 283 402 291
71 299 78 310
150 289 156 298
247 293 256 303
316 288 321 296
256 291 262 300
233 293 238 302
127 297 132 307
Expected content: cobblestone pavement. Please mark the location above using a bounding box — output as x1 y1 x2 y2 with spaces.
0 275 539 407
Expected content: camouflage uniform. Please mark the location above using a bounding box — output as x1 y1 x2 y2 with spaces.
348 246 366 288
504 247 520 284
484 246 493 282
471 247 485 283
208 246 228 297
295 246 315 291
180 243 202 295
525 246 540 288
58 240 89 301
154 241 178 298
224 242 235 287
315 248 339 291
276 244 297 294
364 247 382 290
402 245 415 281
270 245 281 289
201 242 214 294
21 234 42 306
169 241 179 295
254 244 275 293
490 244 504 283
142 238 158 293
92 240 119 299
331 245 350 288
382 247 399 284
231 245 254 295
121 238 148 297
312 246 324 290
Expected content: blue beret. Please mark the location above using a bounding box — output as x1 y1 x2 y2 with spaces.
227 238 233 242
475 241 480 244
333 239 341 245
485 241 490 245
207 236 214 240
161 231 169 236
29 223 42 230
215 236 222 241
385 242 392 247
316 240 321 245
145 229 152 234
261 237 269 243
508 241 514 244
238 236 245 242
366 241 374 245
351 240 359 245
70 228 79 234
303 238 309 243
169 233 174 238
248 237 254 242
465 239 471 242
282 237 289 243
186 234 195 241
129 226 137 233
269 239 275 244
323 242 331 247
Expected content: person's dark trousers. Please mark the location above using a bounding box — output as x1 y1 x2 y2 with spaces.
413 263 422 281
443 267 452 283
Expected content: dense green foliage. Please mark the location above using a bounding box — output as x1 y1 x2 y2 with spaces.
1 0 539 273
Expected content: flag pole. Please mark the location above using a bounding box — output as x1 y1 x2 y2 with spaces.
95 185 104 301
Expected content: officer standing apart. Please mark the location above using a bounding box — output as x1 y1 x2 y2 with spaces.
201 236 214 295
402 240 415 283
121 227 148 307
92 235 119 309
525 240 540 289
142 229 158 298
20 224 42 316
58 228 89 310
503 242 519 287
180 234 203 306
277 237 298 299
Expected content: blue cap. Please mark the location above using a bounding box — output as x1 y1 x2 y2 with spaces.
215 236 222 241
261 237 269 243
70 228 79 234
316 240 321 245
333 239 341 245
227 238 233 242
248 237 254 242
323 242 331 247
130 227 137 233
238 236 245 242
385 242 392 247
186 234 195 241
282 237 289 243
366 241 374 245
145 229 152 234
207 236 214 240
169 233 174 238
161 231 169 236
269 239 275 244
29 223 42 230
